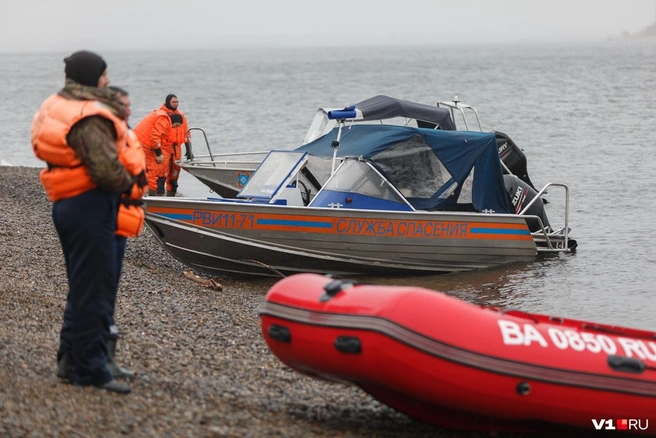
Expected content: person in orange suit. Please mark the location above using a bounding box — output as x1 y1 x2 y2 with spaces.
163 113 184 196
133 109 172 195
160 94 192 196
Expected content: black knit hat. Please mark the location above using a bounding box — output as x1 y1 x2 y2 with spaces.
169 113 183 125
165 94 177 110
64 50 107 87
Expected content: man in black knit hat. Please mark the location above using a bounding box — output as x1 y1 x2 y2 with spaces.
32 50 136 394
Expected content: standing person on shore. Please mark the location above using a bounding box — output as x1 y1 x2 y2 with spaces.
31 50 143 394
134 108 172 195
160 94 193 196
105 86 147 379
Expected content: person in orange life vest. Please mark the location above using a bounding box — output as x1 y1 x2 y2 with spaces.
133 108 172 195
105 86 147 379
142 113 182 197
160 94 192 160
164 113 184 196
31 50 139 394
160 94 193 195
55 85 145 382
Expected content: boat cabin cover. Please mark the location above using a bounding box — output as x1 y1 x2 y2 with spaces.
296 125 512 214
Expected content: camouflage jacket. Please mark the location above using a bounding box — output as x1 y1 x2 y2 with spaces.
59 80 133 194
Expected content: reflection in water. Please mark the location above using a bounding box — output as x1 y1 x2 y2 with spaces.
361 254 573 310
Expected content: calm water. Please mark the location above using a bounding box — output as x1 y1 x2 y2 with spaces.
2 42 655 329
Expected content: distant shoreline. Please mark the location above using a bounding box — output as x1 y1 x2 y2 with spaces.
617 21 656 39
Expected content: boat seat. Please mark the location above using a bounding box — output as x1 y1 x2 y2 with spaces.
278 185 304 207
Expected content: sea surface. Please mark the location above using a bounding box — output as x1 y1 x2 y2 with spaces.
2 42 655 330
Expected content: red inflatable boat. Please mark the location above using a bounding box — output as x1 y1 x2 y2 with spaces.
260 273 656 435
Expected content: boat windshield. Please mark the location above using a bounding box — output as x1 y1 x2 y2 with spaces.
314 159 409 204
237 151 307 200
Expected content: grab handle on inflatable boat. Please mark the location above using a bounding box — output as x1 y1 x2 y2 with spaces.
334 336 362 354
268 324 292 343
320 278 357 302
607 355 645 374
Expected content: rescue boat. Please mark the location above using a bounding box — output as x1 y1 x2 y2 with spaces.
259 273 656 435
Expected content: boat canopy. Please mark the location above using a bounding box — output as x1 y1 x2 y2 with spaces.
297 124 511 213
349 95 456 130
303 95 456 143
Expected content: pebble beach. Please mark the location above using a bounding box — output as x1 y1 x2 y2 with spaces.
0 165 536 438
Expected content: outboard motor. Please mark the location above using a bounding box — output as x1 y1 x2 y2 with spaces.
504 175 550 233
496 131 537 190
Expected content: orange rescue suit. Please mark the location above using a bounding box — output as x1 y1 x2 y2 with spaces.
32 95 146 237
134 109 171 150
134 110 172 193
159 105 190 192
159 104 190 151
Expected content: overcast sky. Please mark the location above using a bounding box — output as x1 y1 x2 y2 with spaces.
2 0 655 52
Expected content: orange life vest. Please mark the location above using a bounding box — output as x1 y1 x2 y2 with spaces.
32 95 130 201
159 104 190 148
116 130 147 238
31 95 146 237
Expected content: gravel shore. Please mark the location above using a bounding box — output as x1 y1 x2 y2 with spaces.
0 166 533 438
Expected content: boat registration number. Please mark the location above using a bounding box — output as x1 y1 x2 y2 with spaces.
498 319 656 363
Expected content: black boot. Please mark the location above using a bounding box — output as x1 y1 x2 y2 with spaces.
56 354 74 382
156 177 166 196
107 338 135 380
93 379 131 394
147 189 157 196
166 180 178 197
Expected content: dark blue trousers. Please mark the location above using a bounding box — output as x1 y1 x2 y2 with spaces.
53 189 119 386
109 235 127 340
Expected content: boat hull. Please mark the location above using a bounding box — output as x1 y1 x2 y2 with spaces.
260 274 656 434
180 162 257 198
144 198 538 278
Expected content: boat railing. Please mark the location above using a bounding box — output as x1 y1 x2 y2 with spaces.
182 157 263 169
436 97 483 131
185 127 268 168
516 182 573 253
187 127 214 162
